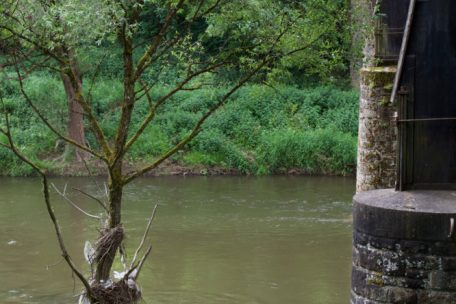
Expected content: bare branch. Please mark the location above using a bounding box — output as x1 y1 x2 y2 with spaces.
104 182 109 199
51 183 102 219
72 187 109 213
79 157 108 201
130 204 158 269
138 79 154 109
46 257 64 270
131 245 152 281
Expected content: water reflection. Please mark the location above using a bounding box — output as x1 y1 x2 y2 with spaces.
0 176 354 303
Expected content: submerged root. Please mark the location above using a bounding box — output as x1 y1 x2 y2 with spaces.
89 279 142 304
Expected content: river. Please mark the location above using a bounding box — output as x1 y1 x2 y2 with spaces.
0 176 354 304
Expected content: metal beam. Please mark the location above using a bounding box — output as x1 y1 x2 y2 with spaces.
390 0 417 104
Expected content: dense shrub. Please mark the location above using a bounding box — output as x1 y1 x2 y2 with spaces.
128 124 170 160
255 129 357 175
0 74 58 175
189 128 252 173
0 73 359 176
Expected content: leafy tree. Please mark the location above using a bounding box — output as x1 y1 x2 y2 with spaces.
0 1 350 303
0 1 91 160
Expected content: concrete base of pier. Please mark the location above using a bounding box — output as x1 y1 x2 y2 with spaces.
351 189 456 303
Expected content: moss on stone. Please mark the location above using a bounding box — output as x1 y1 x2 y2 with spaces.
360 66 396 89
367 273 385 286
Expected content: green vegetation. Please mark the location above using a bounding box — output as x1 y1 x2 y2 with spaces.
0 0 360 178
0 74 358 176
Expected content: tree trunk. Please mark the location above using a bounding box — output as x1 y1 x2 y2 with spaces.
92 21 136 287
94 164 124 282
60 69 87 161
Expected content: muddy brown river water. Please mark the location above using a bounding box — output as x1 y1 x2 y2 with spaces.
0 176 354 303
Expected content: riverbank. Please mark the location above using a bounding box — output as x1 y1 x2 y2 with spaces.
21 158 355 178
47 159 241 177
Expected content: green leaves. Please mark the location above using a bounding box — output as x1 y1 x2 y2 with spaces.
1 0 122 52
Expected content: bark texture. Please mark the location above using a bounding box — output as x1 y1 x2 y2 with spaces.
95 165 124 282
61 70 87 161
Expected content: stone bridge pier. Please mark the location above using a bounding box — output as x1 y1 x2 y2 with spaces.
351 26 456 304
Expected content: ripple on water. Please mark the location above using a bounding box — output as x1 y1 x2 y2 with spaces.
149 289 263 304
2 288 72 304
1 289 262 304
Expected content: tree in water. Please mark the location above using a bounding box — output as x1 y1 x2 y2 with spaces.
0 0 349 303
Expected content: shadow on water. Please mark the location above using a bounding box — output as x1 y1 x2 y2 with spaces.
0 176 355 304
